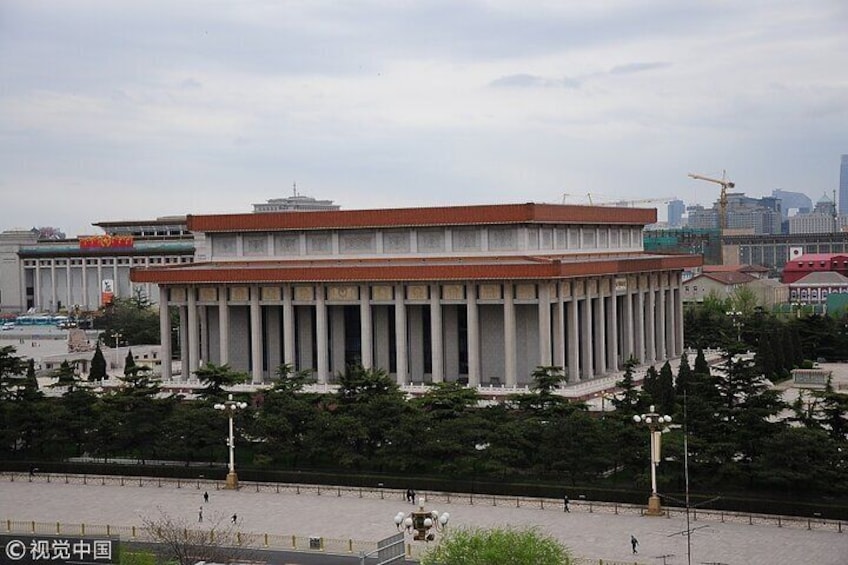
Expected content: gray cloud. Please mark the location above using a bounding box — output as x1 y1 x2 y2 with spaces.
609 62 671 75
489 74 580 89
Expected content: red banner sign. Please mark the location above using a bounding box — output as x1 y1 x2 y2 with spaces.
79 235 134 249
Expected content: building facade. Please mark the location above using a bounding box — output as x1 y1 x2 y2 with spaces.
132 203 700 387
0 217 194 315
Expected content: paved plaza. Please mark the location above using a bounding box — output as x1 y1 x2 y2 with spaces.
1 475 846 565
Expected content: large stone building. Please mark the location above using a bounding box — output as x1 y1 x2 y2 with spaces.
132 203 700 387
0 217 194 315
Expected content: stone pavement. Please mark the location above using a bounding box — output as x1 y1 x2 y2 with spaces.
1 475 846 565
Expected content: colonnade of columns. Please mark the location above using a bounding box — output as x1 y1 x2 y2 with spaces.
159 273 685 386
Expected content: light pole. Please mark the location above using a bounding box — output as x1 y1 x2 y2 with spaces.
394 497 450 542
111 331 122 374
214 393 248 489
725 310 742 343
633 405 672 516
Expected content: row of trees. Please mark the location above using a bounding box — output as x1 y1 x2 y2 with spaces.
1 339 846 499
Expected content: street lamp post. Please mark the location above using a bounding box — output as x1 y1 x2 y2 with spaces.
725 310 742 343
395 497 450 542
111 331 122 375
633 405 672 516
214 393 248 489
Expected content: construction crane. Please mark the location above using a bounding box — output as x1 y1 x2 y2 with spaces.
687 171 735 231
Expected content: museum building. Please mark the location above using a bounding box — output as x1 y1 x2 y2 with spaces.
131 203 701 387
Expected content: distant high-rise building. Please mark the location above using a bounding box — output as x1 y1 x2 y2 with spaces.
840 155 848 215
667 199 685 227
253 184 340 213
772 189 812 217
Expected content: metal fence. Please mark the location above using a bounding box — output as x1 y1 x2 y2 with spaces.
2 471 844 564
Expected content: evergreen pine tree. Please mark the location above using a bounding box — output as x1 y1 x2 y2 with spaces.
24 358 38 392
658 361 675 414
675 352 692 396
694 348 709 375
124 349 136 376
89 344 107 381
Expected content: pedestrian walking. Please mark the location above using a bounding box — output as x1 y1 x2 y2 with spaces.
203 491 209 504
563 494 570 512
231 513 237 524
198 507 203 523
631 534 639 554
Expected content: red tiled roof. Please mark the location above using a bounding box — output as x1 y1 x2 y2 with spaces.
131 253 701 285
702 264 768 273
187 203 657 233
689 271 756 285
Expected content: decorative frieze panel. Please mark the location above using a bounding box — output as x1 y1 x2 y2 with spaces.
587 279 598 295
230 287 249 301
211 235 236 257
639 274 649 289
442 284 464 300
560 281 572 299
306 232 332 254
340 231 376 254
261 287 281 301
555 228 568 249
243 234 268 256
170 287 186 302
478 284 501 300
488 228 517 251
294 286 314 301
372 285 393 301
199 287 218 302
599 278 610 295
516 283 536 300
614 277 628 293
540 229 553 250
383 230 410 253
582 228 596 248
406 285 428 300
573 280 585 297
453 228 481 251
568 228 580 248
274 234 300 256
328 286 358 301
418 229 445 253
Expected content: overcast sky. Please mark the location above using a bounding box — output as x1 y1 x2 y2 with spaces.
1 1 846 237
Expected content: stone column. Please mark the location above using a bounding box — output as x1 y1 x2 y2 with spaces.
394 284 408 385
657 286 667 362
595 287 606 375
503 283 517 387
199 304 209 366
538 283 552 366
360 284 373 369
466 283 480 387
675 285 685 357
179 306 189 380
430 284 444 383
623 289 634 363
646 281 656 365
581 296 594 379
316 286 329 383
567 298 580 383
249 286 263 384
282 285 295 368
159 286 171 381
219 290 230 366
555 283 566 370
609 284 619 371
187 287 200 376
635 290 646 365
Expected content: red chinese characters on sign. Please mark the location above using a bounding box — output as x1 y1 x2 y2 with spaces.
79 235 134 249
